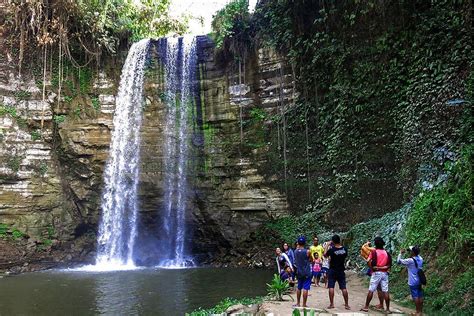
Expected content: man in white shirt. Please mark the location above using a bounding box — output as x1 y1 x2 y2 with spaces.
397 246 424 316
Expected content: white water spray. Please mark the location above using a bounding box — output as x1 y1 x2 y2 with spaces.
158 36 197 267
92 39 150 270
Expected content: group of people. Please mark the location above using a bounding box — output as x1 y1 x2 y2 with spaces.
275 235 425 315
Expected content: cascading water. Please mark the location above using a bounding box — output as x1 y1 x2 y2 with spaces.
157 36 197 267
93 38 150 270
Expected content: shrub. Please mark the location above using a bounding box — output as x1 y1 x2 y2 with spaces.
12 229 24 239
405 145 473 271
266 274 291 301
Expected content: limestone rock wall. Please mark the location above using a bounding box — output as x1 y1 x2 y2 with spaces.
191 37 292 256
0 35 290 264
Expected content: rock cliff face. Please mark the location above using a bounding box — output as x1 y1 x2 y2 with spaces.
0 35 290 266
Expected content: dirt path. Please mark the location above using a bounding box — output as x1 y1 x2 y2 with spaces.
260 271 414 315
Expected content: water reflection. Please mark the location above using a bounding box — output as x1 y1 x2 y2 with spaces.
0 268 273 315
94 272 141 315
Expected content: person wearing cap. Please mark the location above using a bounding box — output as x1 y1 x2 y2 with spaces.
397 246 424 316
293 236 312 308
324 234 350 310
361 237 392 313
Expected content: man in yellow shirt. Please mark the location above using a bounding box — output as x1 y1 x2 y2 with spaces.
310 236 324 261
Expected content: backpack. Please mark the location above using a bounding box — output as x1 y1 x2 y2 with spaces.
413 257 427 286
370 249 392 269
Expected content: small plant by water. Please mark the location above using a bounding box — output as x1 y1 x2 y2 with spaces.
266 273 292 301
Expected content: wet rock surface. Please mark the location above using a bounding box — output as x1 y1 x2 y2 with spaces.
0 35 291 270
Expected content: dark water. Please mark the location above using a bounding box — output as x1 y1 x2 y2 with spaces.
0 267 273 315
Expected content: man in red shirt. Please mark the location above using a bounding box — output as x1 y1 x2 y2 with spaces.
361 237 391 313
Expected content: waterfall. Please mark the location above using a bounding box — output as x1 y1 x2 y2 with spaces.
157 36 197 267
94 39 150 269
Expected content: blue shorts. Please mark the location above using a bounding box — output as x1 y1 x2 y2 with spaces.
297 276 311 291
410 285 423 299
321 267 329 274
327 269 347 289
312 271 322 278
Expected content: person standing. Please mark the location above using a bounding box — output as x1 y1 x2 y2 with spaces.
310 236 324 263
361 237 391 313
397 246 424 316
324 234 350 310
312 252 323 286
361 241 385 310
321 242 330 288
283 242 296 281
283 242 295 266
275 247 293 274
294 236 312 308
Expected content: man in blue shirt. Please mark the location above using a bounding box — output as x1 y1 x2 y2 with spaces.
294 236 312 308
397 246 424 316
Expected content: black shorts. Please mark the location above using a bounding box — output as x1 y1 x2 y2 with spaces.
327 269 347 289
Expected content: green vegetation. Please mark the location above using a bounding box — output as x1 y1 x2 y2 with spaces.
0 104 17 117
38 226 57 250
266 274 291 301
0 104 28 128
32 161 48 176
6 155 23 173
405 145 473 271
53 115 66 124
343 145 473 314
12 228 25 239
187 296 263 316
211 0 249 48
14 90 32 101
211 0 252 60
63 95 74 104
211 2 471 313
5 0 187 62
0 223 8 237
213 0 471 219
30 130 42 141
399 145 472 314
257 210 333 247
292 309 317 316
91 96 100 111
74 107 82 118
0 223 26 240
